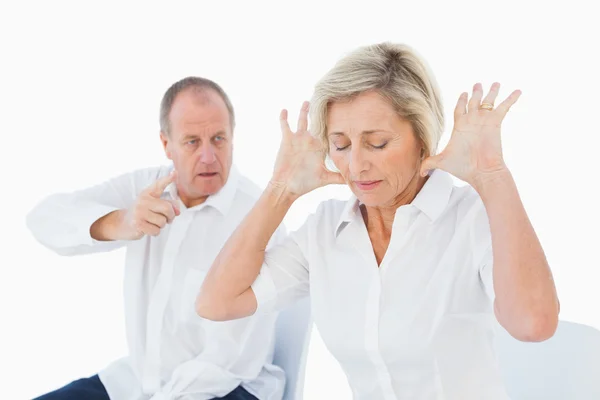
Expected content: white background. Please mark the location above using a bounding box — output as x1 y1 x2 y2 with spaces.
1 1 599 399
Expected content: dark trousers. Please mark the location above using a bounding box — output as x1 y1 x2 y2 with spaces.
33 374 258 400
32 375 109 400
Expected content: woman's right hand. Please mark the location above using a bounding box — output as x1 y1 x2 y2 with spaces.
270 101 344 198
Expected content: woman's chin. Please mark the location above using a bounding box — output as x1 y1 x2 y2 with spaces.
354 191 387 208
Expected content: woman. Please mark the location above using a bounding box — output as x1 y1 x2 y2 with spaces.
196 42 560 399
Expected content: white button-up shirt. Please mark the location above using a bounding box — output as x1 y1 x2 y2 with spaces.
27 165 286 400
252 170 510 400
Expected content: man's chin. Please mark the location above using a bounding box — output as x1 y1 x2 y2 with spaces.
194 183 223 197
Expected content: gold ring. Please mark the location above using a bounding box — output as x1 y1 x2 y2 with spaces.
479 103 494 111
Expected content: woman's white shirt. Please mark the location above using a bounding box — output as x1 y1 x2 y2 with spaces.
251 170 509 400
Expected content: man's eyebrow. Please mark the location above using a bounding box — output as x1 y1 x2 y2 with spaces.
181 134 200 141
181 131 227 140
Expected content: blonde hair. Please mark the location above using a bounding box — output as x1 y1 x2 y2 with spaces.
310 42 444 158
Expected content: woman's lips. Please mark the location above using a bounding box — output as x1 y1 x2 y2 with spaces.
354 180 382 190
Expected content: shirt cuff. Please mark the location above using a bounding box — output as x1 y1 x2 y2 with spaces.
250 264 278 315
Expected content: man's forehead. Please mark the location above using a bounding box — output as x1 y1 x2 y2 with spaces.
171 95 230 126
176 86 225 107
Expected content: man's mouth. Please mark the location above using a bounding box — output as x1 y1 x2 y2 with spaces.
198 172 218 178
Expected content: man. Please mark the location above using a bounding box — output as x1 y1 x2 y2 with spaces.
27 77 287 400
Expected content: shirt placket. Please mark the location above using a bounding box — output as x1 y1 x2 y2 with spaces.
364 273 397 400
142 212 193 393
363 209 415 400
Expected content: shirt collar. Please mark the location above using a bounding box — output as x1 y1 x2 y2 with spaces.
410 169 454 222
333 169 454 237
333 194 361 237
165 164 239 215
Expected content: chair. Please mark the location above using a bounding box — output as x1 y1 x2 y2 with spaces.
495 320 600 399
273 297 313 400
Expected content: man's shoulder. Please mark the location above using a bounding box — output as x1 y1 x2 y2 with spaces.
121 164 173 182
233 172 264 201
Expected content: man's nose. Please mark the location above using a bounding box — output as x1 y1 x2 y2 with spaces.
199 144 216 164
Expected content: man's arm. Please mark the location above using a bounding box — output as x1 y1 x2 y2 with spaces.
26 166 173 256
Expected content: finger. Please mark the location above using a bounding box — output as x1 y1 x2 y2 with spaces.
279 109 292 136
324 171 345 185
467 83 484 112
144 211 168 229
146 170 176 197
420 154 443 177
136 220 161 237
495 89 522 118
297 101 310 133
168 199 181 217
481 82 501 107
453 92 468 122
148 199 177 223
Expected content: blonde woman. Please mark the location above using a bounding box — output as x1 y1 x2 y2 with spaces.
196 43 560 399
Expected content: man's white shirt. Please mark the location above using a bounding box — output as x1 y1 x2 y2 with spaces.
27 165 286 400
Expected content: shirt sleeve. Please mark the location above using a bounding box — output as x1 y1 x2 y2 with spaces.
478 244 495 301
470 199 495 301
26 166 169 256
251 213 313 315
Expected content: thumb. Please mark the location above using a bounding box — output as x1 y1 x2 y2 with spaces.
168 199 181 216
324 171 345 185
420 154 443 177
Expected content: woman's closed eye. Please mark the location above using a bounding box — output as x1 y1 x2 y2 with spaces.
334 142 388 151
371 142 388 149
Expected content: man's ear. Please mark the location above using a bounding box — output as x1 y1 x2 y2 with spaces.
160 131 172 160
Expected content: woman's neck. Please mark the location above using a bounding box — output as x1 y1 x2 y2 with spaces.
362 172 428 235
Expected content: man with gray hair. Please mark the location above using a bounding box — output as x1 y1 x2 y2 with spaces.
27 77 286 400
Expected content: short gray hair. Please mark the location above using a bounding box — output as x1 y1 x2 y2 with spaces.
310 42 444 158
160 76 235 135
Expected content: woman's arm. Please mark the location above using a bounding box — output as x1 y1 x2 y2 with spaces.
196 184 296 321
197 102 343 321
420 83 559 341
474 169 559 342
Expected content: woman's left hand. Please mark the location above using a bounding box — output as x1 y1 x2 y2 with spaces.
420 82 521 186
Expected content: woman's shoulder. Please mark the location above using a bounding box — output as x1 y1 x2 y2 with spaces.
293 197 354 235
448 184 490 243
448 183 486 217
